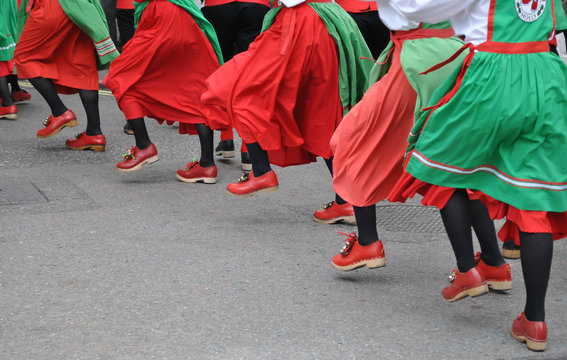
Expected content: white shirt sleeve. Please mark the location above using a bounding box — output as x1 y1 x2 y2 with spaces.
377 0 475 24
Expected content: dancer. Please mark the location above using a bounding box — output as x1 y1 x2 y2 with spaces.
104 0 223 183
202 0 271 171
202 0 373 224
0 0 18 120
15 0 118 151
329 14 510 291
384 0 567 351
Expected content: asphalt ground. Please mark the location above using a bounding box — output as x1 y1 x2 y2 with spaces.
0 78 566 360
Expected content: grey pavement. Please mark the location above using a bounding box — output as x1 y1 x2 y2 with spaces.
0 78 566 360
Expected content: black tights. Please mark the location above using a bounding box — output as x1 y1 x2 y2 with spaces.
323 158 347 205
354 205 379 246
245 142 272 176
7 74 21 91
128 119 214 166
520 231 553 321
0 77 13 107
440 189 505 273
29 77 102 135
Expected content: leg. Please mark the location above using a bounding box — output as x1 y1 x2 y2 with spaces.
469 199 505 266
520 231 553 321
354 205 379 246
29 77 67 116
0 76 14 107
116 117 159 172
440 189 476 273
235 3 270 53
195 123 215 167
78 89 102 136
246 142 271 176
323 157 346 205
312 157 355 224
7 74 21 92
128 117 152 150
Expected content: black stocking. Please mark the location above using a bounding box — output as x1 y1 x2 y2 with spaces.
469 199 505 267
354 205 379 246
0 77 13 106
440 189 476 273
78 89 102 136
7 74 21 91
128 117 152 150
520 231 553 321
323 157 347 205
246 142 271 176
29 77 67 117
195 123 214 167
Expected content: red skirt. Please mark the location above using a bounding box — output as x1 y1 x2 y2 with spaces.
0 60 14 77
331 46 417 207
388 171 567 243
14 0 98 93
103 0 220 134
201 3 342 167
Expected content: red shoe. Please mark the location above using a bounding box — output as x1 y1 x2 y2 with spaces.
313 201 356 224
116 143 159 173
331 232 385 271
226 170 279 197
0 105 17 120
176 160 217 184
11 90 31 102
443 266 488 302
511 312 547 351
449 253 512 291
65 132 106 152
37 110 77 138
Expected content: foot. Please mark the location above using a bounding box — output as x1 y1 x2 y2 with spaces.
66 132 106 152
116 143 159 173
215 139 235 158
443 266 488 302
0 105 17 120
313 201 356 224
176 160 217 184
226 170 278 197
37 110 77 138
123 121 134 135
331 232 385 271
449 252 511 291
11 89 31 102
241 151 252 171
511 312 547 351
502 240 520 259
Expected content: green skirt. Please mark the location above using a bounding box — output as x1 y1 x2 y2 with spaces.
405 50 567 212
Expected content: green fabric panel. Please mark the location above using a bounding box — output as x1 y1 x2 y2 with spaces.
493 0 554 42
0 0 17 61
367 41 393 84
400 36 466 121
134 0 223 65
309 3 373 115
421 20 452 30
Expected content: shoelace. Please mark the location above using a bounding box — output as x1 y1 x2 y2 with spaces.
322 201 335 210
337 231 358 256
237 172 250 183
184 158 198 171
122 146 136 160
74 132 84 139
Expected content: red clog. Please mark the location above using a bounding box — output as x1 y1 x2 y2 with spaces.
176 160 217 184
11 90 31 102
511 312 547 351
116 143 159 172
331 232 385 271
226 170 279 197
443 266 488 302
65 132 106 152
313 201 356 224
0 105 17 120
37 110 77 138
449 253 512 291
